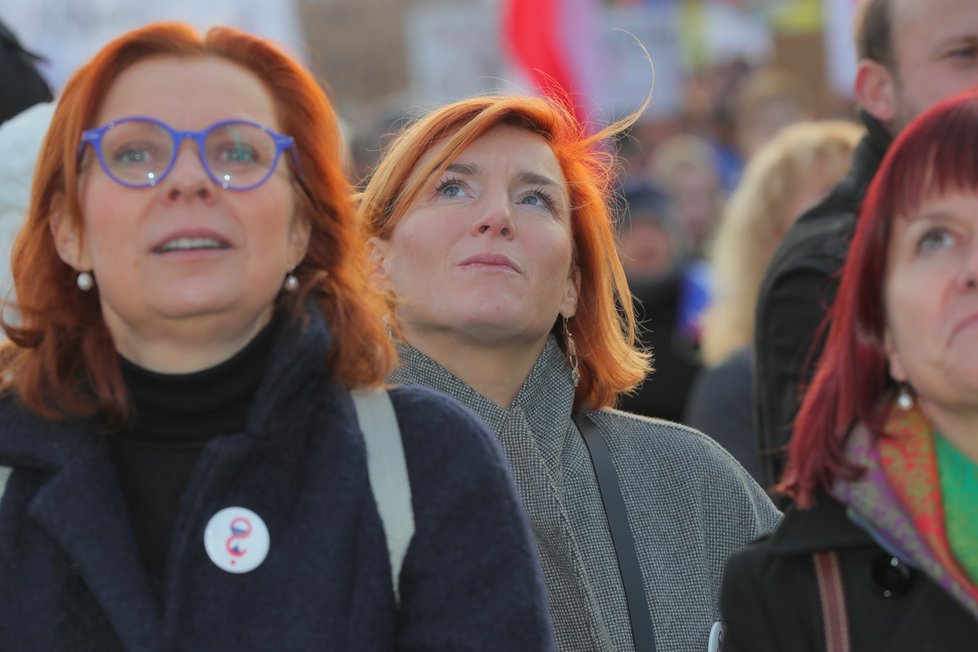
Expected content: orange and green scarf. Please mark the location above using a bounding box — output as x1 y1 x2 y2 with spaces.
834 404 978 618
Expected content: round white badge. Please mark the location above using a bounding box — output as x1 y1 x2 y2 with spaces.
203 506 270 574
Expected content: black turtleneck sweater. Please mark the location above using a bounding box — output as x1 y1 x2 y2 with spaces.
110 319 277 604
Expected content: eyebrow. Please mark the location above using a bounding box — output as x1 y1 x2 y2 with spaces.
444 162 561 189
906 208 954 223
933 33 978 54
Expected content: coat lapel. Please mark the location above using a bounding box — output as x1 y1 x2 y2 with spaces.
28 438 161 650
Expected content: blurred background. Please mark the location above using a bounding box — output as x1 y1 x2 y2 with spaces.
1 0 858 182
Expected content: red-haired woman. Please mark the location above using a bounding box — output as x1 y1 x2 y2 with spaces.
0 22 554 650
721 92 978 650
360 95 780 652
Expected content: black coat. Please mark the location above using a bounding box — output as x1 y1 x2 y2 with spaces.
0 308 554 651
721 493 978 651
753 112 892 490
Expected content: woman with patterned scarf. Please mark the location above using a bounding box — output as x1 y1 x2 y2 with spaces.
721 91 978 650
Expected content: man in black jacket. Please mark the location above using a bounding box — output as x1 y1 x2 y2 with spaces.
754 0 978 490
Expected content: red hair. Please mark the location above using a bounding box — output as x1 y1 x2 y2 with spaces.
358 95 651 409
782 91 978 506
1 22 395 428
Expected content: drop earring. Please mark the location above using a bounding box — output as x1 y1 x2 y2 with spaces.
76 271 94 292
563 316 580 388
896 384 914 411
283 273 299 292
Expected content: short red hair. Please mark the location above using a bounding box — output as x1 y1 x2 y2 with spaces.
358 95 651 409
782 91 978 506
1 22 395 428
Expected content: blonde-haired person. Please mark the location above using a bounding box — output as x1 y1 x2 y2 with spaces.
0 23 554 648
685 120 863 482
360 94 780 652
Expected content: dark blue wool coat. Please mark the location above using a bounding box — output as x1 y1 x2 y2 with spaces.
0 308 554 651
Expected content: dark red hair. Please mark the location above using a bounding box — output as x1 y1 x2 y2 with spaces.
782 91 978 506
1 22 395 428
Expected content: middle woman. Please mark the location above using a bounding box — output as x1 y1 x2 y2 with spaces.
360 95 780 652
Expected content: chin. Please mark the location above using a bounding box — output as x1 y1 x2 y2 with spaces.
150 290 248 320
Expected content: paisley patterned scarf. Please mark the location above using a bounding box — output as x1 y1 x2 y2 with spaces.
834 402 978 619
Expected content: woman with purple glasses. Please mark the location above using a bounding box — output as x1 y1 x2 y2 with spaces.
0 22 554 651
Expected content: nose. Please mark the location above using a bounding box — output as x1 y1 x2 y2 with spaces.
162 140 216 204
472 190 516 239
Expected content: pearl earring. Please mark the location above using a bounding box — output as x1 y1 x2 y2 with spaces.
76 271 94 292
283 273 299 292
896 384 914 411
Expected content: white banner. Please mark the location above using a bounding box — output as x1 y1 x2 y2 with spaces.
821 0 859 97
0 0 304 93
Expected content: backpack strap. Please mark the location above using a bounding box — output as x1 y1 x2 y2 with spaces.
351 388 415 605
813 551 851 652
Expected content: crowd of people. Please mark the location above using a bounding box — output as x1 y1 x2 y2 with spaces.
0 0 977 649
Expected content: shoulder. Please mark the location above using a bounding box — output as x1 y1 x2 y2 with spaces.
760 182 860 296
767 209 854 282
589 408 782 554
592 410 777 509
591 407 747 469
386 384 494 446
0 393 89 469
384 384 509 480
729 494 873 569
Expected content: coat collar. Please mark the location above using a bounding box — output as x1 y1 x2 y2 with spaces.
0 302 336 470
765 492 875 557
841 110 892 210
809 109 891 223
390 335 576 433
244 303 335 436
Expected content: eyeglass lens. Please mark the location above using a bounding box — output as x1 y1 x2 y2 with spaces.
98 120 279 189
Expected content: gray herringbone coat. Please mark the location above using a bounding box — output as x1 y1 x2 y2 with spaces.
390 337 781 652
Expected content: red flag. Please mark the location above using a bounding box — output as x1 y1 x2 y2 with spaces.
502 0 591 126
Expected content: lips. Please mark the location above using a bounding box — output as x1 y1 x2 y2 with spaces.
151 231 231 254
952 311 978 338
458 253 521 273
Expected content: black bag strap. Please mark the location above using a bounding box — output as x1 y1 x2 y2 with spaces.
574 410 656 652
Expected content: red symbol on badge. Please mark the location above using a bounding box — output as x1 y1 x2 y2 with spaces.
226 516 253 559
205 507 269 573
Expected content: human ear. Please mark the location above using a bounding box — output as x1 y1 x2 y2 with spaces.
883 327 908 383
854 59 897 125
286 216 311 269
48 195 92 271
365 236 393 292
558 266 580 319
